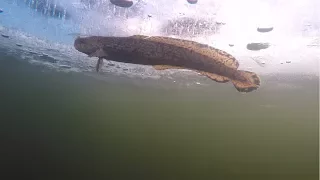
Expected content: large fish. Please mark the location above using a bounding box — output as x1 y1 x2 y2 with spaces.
74 35 261 92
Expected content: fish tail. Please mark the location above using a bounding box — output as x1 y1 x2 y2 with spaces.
231 70 261 92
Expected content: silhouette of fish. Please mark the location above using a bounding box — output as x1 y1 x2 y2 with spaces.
187 0 198 4
74 35 261 92
257 27 273 33
1 34 9 38
110 0 133 8
247 43 270 51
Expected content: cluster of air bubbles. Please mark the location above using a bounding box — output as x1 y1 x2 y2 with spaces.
161 17 225 37
23 0 70 20
79 0 148 19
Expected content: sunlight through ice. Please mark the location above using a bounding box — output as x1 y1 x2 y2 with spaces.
0 0 318 76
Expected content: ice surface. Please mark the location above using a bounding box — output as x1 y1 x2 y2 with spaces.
0 0 319 78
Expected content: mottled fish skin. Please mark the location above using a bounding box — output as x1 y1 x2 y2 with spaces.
74 35 260 92
75 36 240 78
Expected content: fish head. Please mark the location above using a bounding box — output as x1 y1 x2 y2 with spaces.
74 36 101 55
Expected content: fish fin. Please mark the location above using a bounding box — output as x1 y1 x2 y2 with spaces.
231 70 261 92
197 71 230 83
130 35 150 39
96 58 104 72
153 65 185 70
89 48 108 58
221 53 240 69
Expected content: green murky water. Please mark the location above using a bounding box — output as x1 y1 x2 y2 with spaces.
0 55 318 180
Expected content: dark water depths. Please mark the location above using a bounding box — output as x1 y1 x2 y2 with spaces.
0 53 318 180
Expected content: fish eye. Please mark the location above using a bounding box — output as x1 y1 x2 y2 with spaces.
76 38 85 44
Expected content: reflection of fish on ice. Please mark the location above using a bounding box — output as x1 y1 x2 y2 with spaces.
74 35 261 93
109 0 133 8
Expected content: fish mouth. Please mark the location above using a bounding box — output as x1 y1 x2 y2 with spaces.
73 37 98 55
74 37 84 51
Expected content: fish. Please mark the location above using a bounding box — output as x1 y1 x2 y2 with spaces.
74 35 261 93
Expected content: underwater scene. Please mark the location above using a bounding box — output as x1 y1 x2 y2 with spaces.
0 0 319 179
